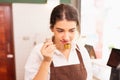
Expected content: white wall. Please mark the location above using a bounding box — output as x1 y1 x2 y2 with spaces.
81 0 111 79
12 1 59 80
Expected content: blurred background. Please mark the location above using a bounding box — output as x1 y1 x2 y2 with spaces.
0 0 120 80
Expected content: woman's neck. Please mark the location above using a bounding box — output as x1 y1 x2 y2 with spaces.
56 44 71 60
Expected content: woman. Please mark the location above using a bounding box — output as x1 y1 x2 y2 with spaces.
25 4 92 80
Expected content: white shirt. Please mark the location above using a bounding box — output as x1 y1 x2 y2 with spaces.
24 42 93 80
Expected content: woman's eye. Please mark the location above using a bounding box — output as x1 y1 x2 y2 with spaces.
69 29 75 32
57 29 63 32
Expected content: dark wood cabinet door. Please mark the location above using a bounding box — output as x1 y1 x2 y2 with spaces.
0 4 16 80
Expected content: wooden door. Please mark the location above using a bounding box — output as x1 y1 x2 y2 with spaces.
0 3 16 80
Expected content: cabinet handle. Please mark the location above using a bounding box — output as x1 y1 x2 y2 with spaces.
7 43 13 58
7 54 13 58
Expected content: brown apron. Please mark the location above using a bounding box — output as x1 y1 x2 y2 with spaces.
50 48 87 80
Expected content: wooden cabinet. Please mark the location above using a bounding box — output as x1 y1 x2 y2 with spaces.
0 3 16 80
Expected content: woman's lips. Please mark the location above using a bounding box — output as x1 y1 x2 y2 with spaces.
61 40 69 44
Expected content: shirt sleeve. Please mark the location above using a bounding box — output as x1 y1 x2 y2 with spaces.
24 44 44 80
78 44 93 80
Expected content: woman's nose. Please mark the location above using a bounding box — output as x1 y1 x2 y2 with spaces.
63 32 70 40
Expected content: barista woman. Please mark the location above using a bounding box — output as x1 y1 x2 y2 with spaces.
25 4 93 80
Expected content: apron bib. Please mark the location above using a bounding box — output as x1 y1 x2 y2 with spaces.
50 48 87 80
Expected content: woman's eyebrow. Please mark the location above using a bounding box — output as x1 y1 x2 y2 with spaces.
56 28 62 29
56 28 64 30
56 28 76 30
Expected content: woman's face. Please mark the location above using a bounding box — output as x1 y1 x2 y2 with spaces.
51 19 78 46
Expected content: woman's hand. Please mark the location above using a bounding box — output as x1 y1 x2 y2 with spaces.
41 38 56 62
